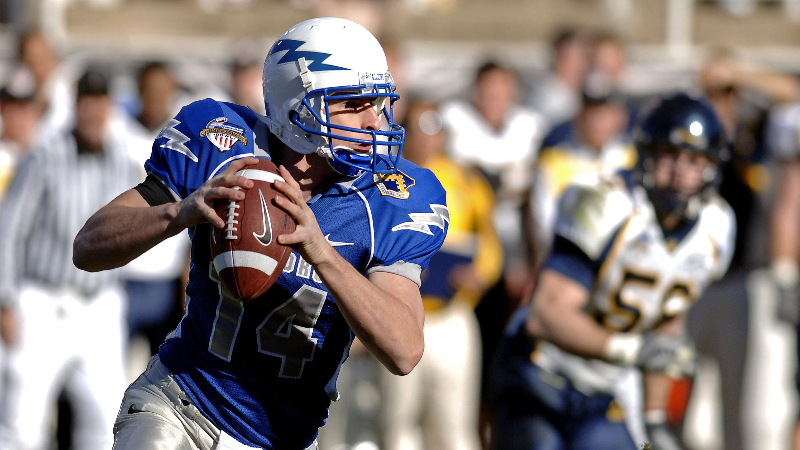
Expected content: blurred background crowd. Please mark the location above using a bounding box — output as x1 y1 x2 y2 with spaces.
1 0 800 450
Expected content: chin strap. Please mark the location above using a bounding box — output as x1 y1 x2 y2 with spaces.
327 145 369 177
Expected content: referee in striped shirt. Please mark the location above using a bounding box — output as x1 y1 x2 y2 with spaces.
0 65 140 450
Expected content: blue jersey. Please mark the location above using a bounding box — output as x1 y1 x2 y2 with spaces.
145 98 448 449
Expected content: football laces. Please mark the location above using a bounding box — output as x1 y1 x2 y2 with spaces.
224 201 240 240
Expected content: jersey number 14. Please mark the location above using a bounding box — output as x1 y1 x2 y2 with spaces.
208 264 327 379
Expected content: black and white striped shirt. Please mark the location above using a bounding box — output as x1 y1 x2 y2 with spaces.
0 127 142 304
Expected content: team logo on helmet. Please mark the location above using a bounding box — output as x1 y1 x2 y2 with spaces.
270 39 347 72
200 117 248 152
374 171 415 200
670 127 708 149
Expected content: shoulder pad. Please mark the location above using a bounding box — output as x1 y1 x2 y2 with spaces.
554 177 633 260
359 159 448 276
146 98 263 198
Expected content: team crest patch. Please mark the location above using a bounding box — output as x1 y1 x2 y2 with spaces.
200 117 248 152
374 171 415 200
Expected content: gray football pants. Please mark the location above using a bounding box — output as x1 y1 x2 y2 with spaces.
112 356 318 450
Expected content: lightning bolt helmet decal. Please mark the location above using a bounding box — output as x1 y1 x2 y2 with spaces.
270 39 348 72
261 17 405 177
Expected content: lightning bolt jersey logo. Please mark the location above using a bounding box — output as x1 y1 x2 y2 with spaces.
269 39 347 72
392 204 449 235
157 119 197 162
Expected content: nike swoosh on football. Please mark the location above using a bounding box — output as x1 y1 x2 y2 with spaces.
253 189 273 246
325 234 353 247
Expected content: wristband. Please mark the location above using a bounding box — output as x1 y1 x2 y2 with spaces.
604 333 643 366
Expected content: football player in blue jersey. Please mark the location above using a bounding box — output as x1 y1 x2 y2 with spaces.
73 17 449 450
489 94 736 450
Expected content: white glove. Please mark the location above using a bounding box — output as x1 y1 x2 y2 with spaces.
605 332 696 377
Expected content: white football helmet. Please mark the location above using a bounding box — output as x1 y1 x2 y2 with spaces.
262 17 403 177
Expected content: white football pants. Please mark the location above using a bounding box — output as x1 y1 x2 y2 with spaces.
113 355 319 450
379 301 482 450
0 283 127 450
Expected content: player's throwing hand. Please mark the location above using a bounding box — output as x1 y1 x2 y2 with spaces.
272 164 333 266
174 157 258 230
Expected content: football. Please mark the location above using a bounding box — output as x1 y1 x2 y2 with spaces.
210 158 295 301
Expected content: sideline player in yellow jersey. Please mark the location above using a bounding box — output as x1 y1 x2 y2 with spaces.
380 100 503 450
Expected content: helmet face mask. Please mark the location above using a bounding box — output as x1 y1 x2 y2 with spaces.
293 84 403 177
644 145 715 220
262 18 404 177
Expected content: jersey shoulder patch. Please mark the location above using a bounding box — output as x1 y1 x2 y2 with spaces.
146 99 261 198
554 176 633 260
158 99 257 156
354 158 448 275
369 159 448 228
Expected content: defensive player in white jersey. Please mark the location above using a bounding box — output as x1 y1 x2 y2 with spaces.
73 18 448 450
489 94 736 450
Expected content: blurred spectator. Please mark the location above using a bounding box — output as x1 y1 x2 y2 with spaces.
763 100 800 450
588 32 640 132
683 51 800 450
0 64 40 432
135 62 181 134
230 57 265 115
442 61 544 448
526 81 635 270
441 61 544 259
592 32 627 89
701 51 800 137
1 0 29 31
527 28 593 130
119 61 190 374
442 61 543 198
380 100 502 450
0 65 41 201
0 65 140 450
18 30 75 132
381 37 407 124
763 103 800 450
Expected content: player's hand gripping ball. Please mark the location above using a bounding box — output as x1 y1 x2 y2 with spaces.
210 159 295 300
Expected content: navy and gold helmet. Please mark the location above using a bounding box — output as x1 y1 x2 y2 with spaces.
637 93 728 163
635 93 729 220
